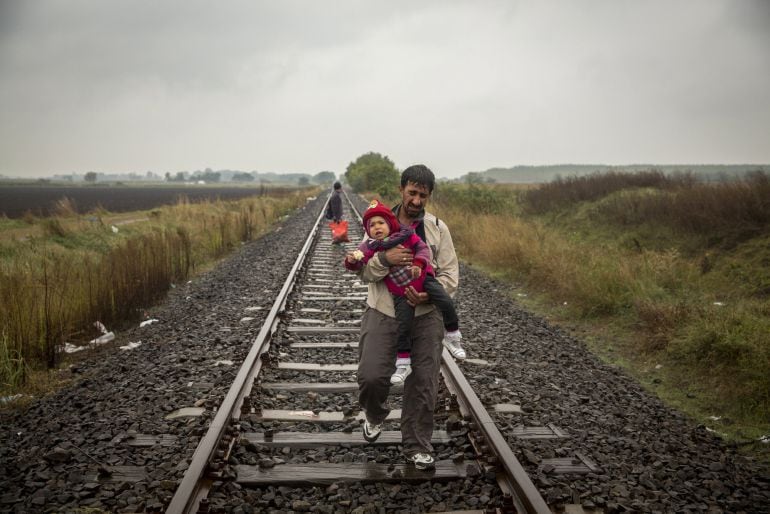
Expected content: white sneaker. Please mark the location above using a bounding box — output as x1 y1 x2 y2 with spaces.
442 331 466 359
390 364 412 386
407 452 435 470
362 419 382 443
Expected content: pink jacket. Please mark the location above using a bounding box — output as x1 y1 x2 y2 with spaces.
345 230 434 297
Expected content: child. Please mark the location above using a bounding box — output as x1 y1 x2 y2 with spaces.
345 200 465 386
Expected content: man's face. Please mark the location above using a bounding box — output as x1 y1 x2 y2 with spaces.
399 182 431 219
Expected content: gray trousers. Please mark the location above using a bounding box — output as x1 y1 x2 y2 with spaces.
357 307 444 456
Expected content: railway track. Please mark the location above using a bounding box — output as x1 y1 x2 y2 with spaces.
166 191 554 513
2 190 766 513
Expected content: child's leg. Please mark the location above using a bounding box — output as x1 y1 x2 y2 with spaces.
423 276 465 359
393 295 415 355
422 276 459 332
391 295 415 385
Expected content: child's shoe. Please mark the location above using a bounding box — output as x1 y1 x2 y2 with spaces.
442 330 466 359
390 356 412 385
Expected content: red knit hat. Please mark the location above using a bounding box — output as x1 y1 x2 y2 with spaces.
362 200 400 237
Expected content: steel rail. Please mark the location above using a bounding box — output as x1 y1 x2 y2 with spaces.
166 192 332 514
348 189 550 512
440 351 551 513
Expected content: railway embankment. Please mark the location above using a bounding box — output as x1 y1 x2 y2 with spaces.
0 193 767 513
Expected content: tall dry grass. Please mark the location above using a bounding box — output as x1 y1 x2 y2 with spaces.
519 170 697 214
0 191 308 389
593 171 770 244
432 175 770 427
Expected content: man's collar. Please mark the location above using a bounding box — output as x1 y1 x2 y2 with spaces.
393 204 425 225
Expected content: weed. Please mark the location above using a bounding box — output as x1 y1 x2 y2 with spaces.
0 191 308 388
53 196 78 217
432 175 770 439
0 332 27 389
42 218 69 237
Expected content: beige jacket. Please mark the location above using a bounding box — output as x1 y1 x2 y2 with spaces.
359 211 459 318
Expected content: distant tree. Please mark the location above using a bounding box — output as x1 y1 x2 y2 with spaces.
464 172 484 184
84 171 98 183
232 172 255 182
298 176 310 186
344 152 399 197
165 172 171 181
193 169 221 182
312 171 336 184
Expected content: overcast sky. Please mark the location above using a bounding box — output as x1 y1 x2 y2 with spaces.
1 0 768 179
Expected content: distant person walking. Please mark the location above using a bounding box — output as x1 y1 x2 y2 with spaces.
353 164 462 471
329 181 343 222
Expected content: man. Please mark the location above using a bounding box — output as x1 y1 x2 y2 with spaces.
356 164 461 470
329 181 343 222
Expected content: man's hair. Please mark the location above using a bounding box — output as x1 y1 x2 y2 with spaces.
333 181 341 190
400 164 435 193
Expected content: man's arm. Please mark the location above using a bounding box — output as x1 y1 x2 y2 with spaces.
433 219 459 297
359 245 414 283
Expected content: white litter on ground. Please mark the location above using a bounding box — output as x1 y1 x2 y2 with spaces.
89 332 115 345
111 225 119 233
0 394 24 404
713 301 725 306
705 427 726 438
759 435 769 443
139 319 159 327
708 416 722 421
119 341 142 351
213 360 234 366
94 321 108 334
65 330 117 353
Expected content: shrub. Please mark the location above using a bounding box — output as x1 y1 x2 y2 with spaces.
520 170 698 214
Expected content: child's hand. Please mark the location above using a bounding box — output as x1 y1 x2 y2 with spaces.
346 250 364 263
410 265 421 279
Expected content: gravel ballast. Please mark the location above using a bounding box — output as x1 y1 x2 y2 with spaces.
0 193 768 513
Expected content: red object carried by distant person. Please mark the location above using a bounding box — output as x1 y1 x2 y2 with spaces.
329 221 349 243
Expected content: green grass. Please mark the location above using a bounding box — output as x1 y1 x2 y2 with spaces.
431 173 770 449
0 190 314 399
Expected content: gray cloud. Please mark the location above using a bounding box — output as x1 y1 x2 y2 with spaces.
1 0 768 178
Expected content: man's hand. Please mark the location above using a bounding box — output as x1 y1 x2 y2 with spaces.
405 286 429 306
383 245 413 266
